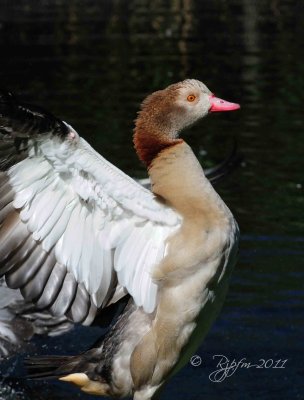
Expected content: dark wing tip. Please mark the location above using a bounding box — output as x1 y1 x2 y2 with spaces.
0 90 70 171
0 90 69 138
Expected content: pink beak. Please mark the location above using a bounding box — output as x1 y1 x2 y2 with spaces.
209 94 240 112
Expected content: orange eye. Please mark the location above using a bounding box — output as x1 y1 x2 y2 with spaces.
187 94 196 102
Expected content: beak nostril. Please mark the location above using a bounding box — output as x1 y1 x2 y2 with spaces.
209 96 240 112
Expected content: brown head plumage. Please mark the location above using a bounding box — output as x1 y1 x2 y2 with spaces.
133 79 212 167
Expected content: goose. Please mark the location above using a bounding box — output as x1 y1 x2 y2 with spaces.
0 79 240 399
0 148 235 361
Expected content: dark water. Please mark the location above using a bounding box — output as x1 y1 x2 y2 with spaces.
0 1 303 399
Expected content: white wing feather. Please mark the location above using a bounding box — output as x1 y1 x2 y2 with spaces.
8 132 181 313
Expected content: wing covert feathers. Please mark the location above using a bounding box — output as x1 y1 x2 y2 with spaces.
0 92 180 322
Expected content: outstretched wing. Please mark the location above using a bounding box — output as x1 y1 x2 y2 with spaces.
0 92 181 325
0 277 74 358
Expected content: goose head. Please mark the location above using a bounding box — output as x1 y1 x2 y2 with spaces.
133 79 240 166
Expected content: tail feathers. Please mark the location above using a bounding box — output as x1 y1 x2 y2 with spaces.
205 140 242 185
25 355 79 380
25 354 111 396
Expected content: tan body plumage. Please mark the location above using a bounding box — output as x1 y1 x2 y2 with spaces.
0 80 239 400
56 80 239 399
